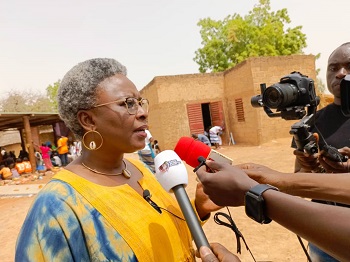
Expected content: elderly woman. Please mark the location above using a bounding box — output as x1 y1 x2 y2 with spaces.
15 58 219 261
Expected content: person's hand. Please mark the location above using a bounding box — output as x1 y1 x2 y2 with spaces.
238 163 283 186
196 161 258 207
293 149 320 172
318 147 350 173
194 182 223 219
197 243 241 262
339 147 350 158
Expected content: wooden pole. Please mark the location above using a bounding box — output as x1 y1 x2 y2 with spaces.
23 116 36 172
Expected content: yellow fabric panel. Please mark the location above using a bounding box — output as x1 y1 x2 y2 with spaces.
54 158 196 262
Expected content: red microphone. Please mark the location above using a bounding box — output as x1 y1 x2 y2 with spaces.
174 137 233 168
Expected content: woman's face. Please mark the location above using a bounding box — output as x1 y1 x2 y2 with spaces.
91 73 148 153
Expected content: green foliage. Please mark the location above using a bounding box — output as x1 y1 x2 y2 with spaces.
0 91 55 112
194 0 307 73
46 80 60 111
316 76 326 93
0 79 61 112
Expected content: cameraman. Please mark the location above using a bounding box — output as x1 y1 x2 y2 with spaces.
294 42 350 174
292 42 350 261
196 161 350 262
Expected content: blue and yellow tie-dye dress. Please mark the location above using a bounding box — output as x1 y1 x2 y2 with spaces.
15 158 196 261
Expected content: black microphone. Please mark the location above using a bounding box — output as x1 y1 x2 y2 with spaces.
143 189 162 214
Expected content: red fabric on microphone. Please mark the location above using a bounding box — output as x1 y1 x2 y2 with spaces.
174 137 211 168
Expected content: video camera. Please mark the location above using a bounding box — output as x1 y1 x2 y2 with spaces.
251 71 319 120
251 72 347 162
341 74 350 117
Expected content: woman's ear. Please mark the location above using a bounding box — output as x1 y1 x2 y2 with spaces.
77 110 95 131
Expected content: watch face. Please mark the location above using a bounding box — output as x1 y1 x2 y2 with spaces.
245 192 264 223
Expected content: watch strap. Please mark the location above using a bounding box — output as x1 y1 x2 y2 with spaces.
246 184 279 224
249 184 279 196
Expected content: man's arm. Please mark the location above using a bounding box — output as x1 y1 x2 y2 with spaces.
240 163 350 205
264 189 350 261
196 161 350 261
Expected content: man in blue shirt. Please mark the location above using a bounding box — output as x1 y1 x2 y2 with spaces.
192 133 211 147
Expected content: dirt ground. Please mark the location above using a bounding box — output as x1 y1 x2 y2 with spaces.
0 137 310 262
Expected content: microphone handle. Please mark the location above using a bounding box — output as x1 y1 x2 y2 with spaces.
172 185 210 249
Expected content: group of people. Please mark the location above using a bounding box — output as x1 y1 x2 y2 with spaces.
0 148 32 180
0 157 32 180
34 137 82 172
15 42 350 262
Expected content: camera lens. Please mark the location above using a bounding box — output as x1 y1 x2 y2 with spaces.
263 83 298 109
251 95 263 108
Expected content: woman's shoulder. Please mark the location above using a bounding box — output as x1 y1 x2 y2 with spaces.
38 178 75 199
25 180 76 219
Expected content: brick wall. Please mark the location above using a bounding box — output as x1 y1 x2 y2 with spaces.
224 55 317 145
142 73 225 150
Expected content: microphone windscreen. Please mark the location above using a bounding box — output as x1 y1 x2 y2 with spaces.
154 150 188 192
174 137 211 168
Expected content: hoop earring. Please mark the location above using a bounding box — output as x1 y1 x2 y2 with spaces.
82 130 103 151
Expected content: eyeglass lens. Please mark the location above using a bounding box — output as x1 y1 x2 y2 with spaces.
125 98 149 114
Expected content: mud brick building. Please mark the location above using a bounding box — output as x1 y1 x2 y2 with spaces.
140 54 321 150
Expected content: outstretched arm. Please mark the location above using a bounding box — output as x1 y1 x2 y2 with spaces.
240 163 350 205
196 161 350 261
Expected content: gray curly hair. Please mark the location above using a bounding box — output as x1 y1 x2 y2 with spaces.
58 58 127 139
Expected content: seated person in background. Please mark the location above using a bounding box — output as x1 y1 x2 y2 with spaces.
22 157 33 174
9 151 16 163
51 152 62 167
10 163 20 179
15 158 25 175
18 149 29 160
192 133 211 147
0 164 12 180
3 152 15 167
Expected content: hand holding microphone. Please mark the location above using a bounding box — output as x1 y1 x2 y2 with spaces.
196 160 258 207
174 137 233 169
154 150 211 249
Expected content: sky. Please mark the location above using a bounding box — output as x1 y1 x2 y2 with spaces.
1 0 349 99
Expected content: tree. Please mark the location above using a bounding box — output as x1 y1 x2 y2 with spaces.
0 91 55 112
46 80 60 111
194 0 307 73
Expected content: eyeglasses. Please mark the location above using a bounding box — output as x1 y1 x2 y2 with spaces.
93 97 149 115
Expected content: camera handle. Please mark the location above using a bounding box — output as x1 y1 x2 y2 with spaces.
289 114 318 155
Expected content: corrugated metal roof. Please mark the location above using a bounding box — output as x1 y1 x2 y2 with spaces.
0 130 21 146
0 112 62 131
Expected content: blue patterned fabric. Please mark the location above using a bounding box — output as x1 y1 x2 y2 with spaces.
15 180 137 262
